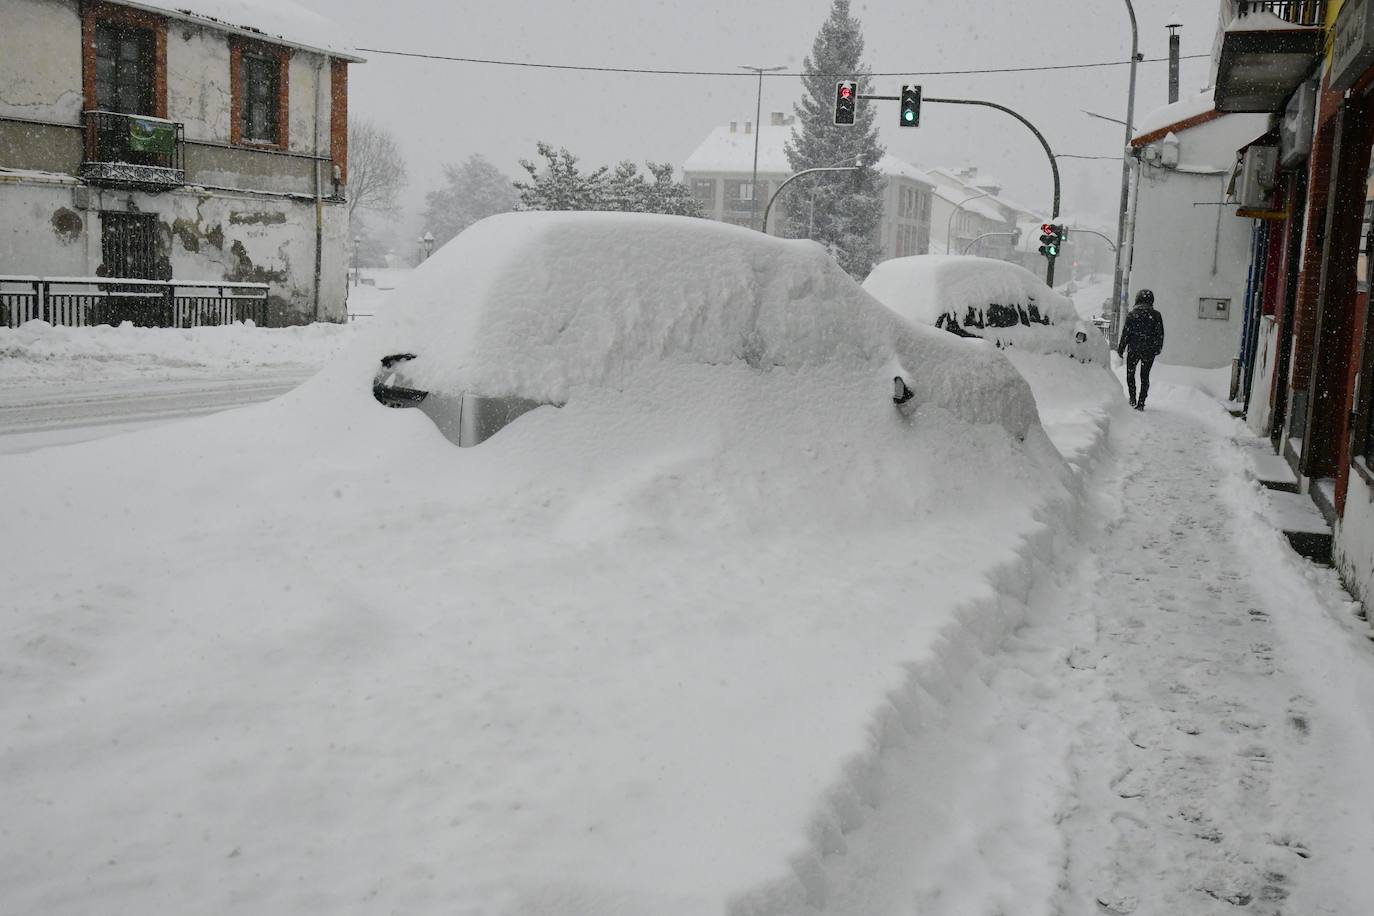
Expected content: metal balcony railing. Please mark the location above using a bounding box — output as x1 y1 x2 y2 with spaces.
80 111 185 190
1235 0 1327 27
1 276 269 329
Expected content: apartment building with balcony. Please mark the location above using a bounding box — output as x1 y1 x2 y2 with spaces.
0 0 361 324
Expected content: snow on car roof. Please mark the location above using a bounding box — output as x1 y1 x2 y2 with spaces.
360 211 1038 437
861 254 1079 327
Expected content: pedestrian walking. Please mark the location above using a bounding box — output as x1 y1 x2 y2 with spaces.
1117 289 1165 411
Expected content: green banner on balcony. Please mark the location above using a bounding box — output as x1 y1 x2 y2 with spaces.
128 117 175 155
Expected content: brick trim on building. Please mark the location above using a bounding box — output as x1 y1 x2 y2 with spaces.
330 59 348 186
80 0 168 118
228 37 291 151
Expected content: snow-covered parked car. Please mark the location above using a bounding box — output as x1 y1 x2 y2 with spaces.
365 212 1044 444
862 255 1109 365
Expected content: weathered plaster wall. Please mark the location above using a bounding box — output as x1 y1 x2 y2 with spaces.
166 22 233 143
287 53 331 157
0 179 348 323
0 0 84 124
0 181 94 277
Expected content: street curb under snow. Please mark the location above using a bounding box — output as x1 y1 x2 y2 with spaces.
732 407 1118 915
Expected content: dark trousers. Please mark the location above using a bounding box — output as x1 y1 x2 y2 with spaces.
1126 352 1155 405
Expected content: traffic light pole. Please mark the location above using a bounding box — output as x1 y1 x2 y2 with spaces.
860 92 1063 285
924 97 1061 286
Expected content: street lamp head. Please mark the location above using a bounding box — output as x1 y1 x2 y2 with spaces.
739 64 787 73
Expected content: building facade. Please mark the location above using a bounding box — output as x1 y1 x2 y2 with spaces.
1211 0 1374 621
0 0 360 324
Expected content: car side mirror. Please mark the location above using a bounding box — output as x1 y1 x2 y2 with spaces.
893 376 914 405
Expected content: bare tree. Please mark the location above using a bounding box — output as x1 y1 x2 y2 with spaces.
346 117 408 221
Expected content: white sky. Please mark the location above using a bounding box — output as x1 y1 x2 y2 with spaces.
294 0 1216 234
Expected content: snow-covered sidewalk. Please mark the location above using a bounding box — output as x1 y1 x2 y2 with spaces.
831 378 1374 915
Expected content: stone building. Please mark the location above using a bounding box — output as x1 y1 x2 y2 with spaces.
0 0 361 324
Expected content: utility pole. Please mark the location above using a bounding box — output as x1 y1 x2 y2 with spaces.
740 65 786 232
1111 0 1140 346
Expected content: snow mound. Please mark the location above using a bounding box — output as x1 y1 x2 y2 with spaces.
358 212 1039 438
0 320 352 382
0 213 1089 916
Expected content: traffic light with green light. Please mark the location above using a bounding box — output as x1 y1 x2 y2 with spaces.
900 85 921 127
1039 223 1064 259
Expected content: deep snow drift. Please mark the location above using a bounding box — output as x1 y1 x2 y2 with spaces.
0 319 351 384
1 214 1116 915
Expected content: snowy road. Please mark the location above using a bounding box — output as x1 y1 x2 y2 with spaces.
0 371 311 455
824 383 1374 915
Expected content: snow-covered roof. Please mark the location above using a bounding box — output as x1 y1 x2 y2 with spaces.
925 171 1006 222
1132 89 1217 145
117 0 362 60
863 254 1078 327
876 155 936 186
682 124 794 175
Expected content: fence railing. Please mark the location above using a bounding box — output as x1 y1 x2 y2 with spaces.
81 110 185 189
0 276 270 329
1235 0 1327 26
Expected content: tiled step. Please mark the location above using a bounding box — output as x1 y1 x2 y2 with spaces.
1264 490 1333 566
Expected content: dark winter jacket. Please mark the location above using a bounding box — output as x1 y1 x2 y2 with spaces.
1117 304 1165 359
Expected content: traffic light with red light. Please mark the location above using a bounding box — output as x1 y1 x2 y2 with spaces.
900 85 921 127
834 80 856 126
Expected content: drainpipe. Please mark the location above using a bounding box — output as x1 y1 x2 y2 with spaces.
312 58 325 323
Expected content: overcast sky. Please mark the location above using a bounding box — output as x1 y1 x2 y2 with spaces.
294 0 1217 239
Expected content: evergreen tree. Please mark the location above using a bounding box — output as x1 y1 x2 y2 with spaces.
514 143 609 211
422 154 517 246
784 0 885 279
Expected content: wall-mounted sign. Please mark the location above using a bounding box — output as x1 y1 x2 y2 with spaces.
1332 0 1374 93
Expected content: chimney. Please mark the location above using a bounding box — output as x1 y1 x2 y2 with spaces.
729 121 737 133
744 121 753 134
1167 24 1182 104
770 111 784 126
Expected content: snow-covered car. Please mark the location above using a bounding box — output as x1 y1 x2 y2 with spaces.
364 212 1044 445
862 254 1109 365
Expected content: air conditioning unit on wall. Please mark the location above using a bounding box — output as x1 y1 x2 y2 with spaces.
1237 145 1279 210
